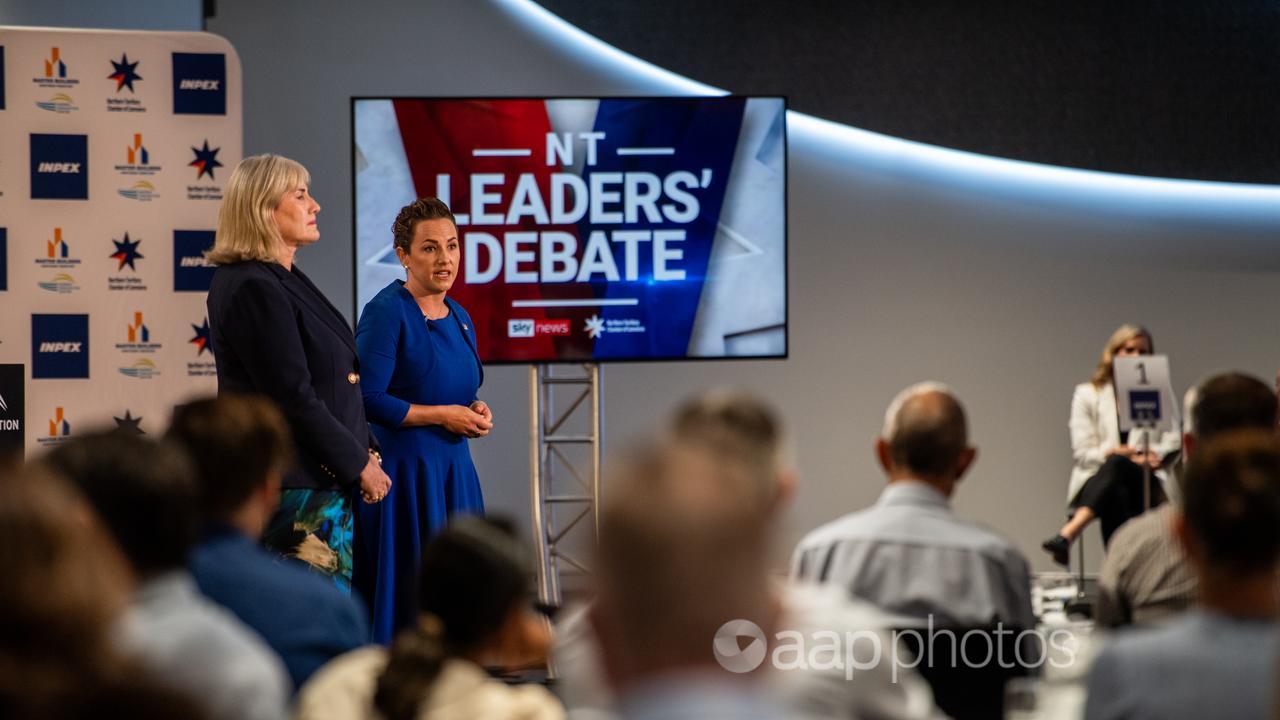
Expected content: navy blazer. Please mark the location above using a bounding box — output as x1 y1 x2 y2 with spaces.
207 261 373 490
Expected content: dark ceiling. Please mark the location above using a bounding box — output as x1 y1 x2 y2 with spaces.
535 1 1280 185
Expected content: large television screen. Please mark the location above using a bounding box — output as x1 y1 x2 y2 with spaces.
353 97 786 364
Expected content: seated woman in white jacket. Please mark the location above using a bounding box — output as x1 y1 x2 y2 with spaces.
1042 324 1181 566
294 518 560 720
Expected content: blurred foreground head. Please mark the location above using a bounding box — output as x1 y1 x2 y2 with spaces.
0 468 207 720
595 435 774 686
42 430 199 579
670 388 794 512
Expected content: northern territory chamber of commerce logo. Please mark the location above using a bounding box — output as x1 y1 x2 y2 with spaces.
32 314 90 379
108 233 148 291
172 52 226 115
34 47 79 89
30 134 89 200
174 230 216 291
187 317 216 378
187 140 224 200
107 52 146 112
114 410 144 434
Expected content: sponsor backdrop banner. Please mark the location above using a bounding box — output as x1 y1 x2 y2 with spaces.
0 27 241 455
354 97 787 364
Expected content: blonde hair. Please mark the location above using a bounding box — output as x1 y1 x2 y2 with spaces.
1091 323 1152 387
207 154 310 265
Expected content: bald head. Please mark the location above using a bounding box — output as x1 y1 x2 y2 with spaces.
880 382 972 483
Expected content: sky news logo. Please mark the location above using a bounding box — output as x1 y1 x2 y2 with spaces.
32 314 89 379
30 134 88 200
174 230 216 291
508 318 571 337
172 52 226 115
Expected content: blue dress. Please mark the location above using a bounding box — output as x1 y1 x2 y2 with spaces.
353 281 485 643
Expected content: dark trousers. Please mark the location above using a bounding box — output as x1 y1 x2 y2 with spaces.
1070 454 1166 546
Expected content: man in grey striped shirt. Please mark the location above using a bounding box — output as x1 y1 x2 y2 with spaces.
789 382 1035 630
1096 372 1278 627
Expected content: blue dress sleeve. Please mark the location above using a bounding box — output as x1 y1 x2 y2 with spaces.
356 296 412 428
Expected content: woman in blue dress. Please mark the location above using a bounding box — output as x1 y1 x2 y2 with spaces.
353 198 493 643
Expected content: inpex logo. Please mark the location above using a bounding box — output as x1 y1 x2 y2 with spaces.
30 134 89 200
32 314 90 379
508 319 535 338
174 230 216 291
172 52 226 115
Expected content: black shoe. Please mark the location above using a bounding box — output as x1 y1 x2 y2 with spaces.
1042 535 1070 567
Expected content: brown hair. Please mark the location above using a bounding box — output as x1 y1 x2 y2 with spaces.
1090 323 1152 388
166 394 294 522
1180 430 1280 574
0 469 209 720
392 198 456 254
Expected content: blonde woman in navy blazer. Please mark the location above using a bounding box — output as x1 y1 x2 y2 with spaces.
206 154 391 591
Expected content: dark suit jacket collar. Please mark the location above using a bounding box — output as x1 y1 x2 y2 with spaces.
265 262 356 355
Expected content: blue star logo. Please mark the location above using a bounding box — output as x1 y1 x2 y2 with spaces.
189 140 222 181
108 53 143 92
190 318 213 356
109 232 145 271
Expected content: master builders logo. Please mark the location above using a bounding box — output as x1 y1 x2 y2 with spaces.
34 47 79 89
36 407 72 449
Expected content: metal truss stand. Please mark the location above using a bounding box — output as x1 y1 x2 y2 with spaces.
529 363 603 614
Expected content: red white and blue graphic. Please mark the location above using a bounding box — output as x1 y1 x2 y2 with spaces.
189 317 212 356
108 53 142 92
172 52 226 115
189 140 222 180
32 314 90 379
354 97 787 363
110 233 145 271
30 134 89 200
